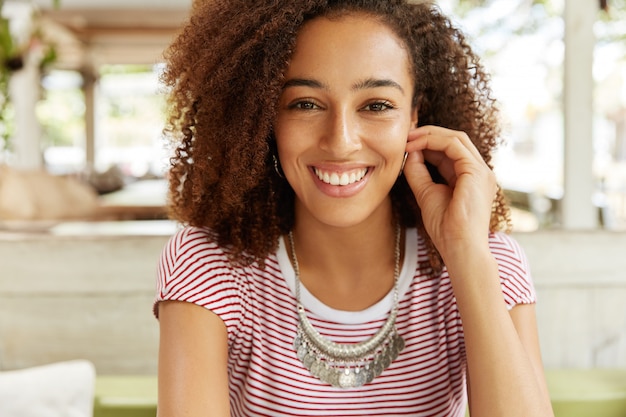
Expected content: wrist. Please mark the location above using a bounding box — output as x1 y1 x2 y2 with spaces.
441 244 500 290
437 235 492 268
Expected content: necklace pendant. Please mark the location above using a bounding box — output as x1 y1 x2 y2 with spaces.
295 340 307 361
310 358 323 377
320 365 338 387
354 366 368 387
303 352 315 369
363 365 376 385
338 367 357 388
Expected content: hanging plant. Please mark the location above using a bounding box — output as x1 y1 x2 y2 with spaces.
0 0 60 154
0 13 17 152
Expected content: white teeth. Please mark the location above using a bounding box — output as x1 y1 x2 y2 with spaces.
314 168 367 186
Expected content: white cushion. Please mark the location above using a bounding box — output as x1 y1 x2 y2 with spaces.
0 360 95 417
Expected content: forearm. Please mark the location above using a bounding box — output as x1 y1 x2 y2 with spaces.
443 248 553 417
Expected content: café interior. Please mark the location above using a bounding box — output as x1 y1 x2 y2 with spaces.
0 0 625 416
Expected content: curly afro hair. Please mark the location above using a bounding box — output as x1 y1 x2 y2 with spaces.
161 0 511 270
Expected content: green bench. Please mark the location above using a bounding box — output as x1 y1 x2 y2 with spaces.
94 375 157 417
94 369 626 417
547 369 626 417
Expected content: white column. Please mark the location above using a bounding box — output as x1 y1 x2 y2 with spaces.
8 55 42 170
3 2 43 170
562 0 598 229
82 69 97 169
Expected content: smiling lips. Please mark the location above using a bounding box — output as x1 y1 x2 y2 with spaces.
313 167 368 186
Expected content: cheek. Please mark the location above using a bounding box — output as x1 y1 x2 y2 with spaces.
273 118 295 154
274 122 305 167
362 121 410 154
274 115 320 156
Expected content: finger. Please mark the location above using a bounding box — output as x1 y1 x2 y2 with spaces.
402 151 453 220
406 128 496 194
422 150 457 187
406 131 484 176
405 139 461 187
403 150 436 189
410 125 484 163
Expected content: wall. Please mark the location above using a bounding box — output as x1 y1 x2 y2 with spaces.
515 231 626 369
0 223 171 374
0 224 625 374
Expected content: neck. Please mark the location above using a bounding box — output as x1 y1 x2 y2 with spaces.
288 202 401 310
292 197 396 258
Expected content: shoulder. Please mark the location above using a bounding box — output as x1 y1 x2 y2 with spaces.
160 226 228 271
155 226 256 325
488 232 531 277
489 232 529 267
488 232 536 309
164 226 220 254
157 226 242 297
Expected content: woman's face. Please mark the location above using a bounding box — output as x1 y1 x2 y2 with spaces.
274 14 418 229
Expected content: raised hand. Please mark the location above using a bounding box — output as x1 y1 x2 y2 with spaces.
403 125 498 261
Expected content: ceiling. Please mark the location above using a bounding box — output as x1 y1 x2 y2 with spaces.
16 0 194 70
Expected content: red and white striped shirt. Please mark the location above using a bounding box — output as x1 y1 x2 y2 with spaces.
154 227 536 416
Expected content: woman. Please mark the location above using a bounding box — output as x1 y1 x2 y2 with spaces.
154 1 554 416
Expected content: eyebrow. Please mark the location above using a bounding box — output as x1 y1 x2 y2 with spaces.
282 77 405 94
352 78 405 94
283 78 326 89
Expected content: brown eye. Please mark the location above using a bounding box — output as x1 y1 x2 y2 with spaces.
290 100 319 110
364 101 394 112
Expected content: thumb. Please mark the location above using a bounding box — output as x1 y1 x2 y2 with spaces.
403 151 435 201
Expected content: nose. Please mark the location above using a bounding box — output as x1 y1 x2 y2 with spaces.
320 109 362 156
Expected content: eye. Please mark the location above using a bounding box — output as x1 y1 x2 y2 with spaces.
288 100 320 110
363 101 395 112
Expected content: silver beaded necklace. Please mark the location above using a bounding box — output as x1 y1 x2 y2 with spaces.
288 225 405 389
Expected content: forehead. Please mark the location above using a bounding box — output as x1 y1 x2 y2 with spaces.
286 14 413 84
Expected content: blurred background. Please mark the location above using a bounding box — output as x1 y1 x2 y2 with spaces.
1 0 192 223
1 0 625 230
0 0 625 415
440 0 626 232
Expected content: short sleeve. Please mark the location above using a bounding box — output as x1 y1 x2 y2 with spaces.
153 227 246 334
489 232 537 310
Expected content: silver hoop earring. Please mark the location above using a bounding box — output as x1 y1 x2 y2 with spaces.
399 152 408 177
273 154 285 179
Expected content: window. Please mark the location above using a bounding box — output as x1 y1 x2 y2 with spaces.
39 65 168 178
95 65 167 178
440 0 626 231
39 70 86 175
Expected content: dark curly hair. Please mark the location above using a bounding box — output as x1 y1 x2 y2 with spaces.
162 0 511 270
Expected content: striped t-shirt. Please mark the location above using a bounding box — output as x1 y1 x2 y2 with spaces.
154 227 536 416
